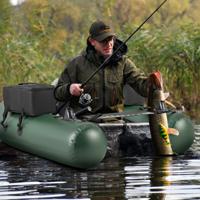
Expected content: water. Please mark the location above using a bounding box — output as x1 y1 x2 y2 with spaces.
0 125 199 200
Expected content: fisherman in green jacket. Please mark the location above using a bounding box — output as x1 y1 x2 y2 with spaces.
54 21 149 114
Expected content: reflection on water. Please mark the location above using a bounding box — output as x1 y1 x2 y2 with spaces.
124 157 200 200
0 125 199 199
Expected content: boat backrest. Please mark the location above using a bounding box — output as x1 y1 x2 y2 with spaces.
123 84 145 105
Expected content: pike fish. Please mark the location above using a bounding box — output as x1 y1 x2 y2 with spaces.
148 71 178 155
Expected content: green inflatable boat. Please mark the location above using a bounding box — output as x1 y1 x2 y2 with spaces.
0 102 107 169
0 84 195 169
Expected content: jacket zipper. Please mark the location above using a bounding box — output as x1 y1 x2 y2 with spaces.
102 68 105 110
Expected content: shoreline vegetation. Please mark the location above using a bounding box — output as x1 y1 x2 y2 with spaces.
0 0 200 122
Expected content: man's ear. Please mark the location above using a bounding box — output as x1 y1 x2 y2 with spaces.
89 38 95 46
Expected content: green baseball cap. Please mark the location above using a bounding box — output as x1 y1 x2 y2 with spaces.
89 21 115 42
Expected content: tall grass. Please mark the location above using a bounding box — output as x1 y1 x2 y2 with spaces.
0 23 199 120
126 24 200 119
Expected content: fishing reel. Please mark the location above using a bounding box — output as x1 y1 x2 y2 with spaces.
79 93 93 107
64 93 93 120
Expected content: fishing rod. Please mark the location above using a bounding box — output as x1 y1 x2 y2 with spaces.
55 0 168 115
81 0 168 88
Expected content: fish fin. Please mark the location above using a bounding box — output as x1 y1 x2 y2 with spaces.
164 92 170 100
165 100 177 109
149 71 163 89
168 128 179 136
160 92 169 101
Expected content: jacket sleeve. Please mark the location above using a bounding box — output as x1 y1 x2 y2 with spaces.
124 57 149 97
54 58 77 101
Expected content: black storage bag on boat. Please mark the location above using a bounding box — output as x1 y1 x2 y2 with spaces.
3 83 56 116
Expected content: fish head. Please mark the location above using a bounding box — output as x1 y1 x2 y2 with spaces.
149 71 163 90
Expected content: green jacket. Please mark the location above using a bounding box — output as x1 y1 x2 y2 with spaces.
54 39 148 113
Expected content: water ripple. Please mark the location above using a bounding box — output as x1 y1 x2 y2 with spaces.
0 125 199 199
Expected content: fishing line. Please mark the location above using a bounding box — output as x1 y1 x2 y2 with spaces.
81 0 168 88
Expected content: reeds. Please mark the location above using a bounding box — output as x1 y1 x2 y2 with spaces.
0 18 199 120
126 24 200 120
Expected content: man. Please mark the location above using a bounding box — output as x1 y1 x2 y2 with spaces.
54 20 149 114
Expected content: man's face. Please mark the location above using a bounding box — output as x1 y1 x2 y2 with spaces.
89 36 114 58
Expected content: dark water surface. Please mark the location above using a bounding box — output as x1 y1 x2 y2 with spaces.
0 125 199 200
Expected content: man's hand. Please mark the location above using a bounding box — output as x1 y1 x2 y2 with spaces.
69 83 84 96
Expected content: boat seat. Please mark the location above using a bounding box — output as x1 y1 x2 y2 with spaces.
123 84 145 106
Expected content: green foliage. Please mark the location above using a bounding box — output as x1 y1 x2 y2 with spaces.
0 0 12 34
126 24 200 116
0 0 200 119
